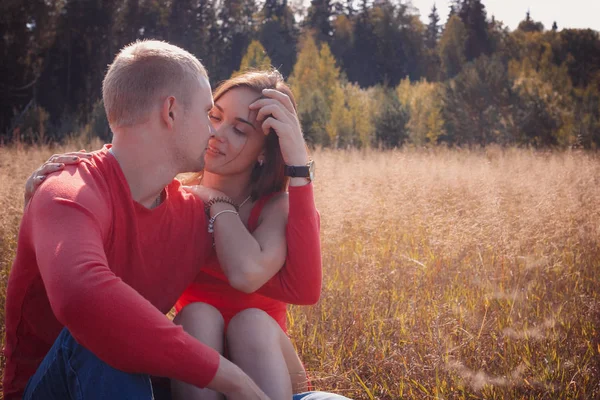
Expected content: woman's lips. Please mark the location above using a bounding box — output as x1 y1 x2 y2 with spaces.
206 144 225 156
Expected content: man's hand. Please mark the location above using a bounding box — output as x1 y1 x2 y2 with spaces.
206 356 271 400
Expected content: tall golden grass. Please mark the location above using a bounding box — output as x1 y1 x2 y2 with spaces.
1 143 599 399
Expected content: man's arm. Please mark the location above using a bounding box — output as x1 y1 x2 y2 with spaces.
30 177 265 397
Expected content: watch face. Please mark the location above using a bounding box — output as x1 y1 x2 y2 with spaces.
308 160 315 181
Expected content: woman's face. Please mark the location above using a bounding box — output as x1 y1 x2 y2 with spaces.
204 87 266 176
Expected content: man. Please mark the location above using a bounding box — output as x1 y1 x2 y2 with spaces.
4 40 344 399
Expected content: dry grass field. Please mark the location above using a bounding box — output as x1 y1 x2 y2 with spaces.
1 142 599 399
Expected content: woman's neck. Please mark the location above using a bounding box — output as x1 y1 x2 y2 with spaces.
201 170 252 204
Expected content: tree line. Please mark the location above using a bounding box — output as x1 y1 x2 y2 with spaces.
2 0 600 148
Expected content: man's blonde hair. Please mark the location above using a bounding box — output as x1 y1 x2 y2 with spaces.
102 40 208 128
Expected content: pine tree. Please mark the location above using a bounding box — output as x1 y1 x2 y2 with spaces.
552 21 558 32
517 10 544 33
448 0 461 19
215 0 257 81
438 15 467 79
457 0 492 61
305 0 334 44
425 4 441 49
257 0 298 77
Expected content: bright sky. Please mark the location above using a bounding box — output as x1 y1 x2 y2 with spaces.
410 0 600 31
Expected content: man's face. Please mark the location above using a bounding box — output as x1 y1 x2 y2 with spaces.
177 76 214 172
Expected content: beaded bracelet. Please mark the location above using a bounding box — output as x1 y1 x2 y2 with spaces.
208 209 239 233
204 196 238 215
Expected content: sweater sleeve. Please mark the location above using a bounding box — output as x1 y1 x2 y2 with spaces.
29 175 220 388
254 183 322 305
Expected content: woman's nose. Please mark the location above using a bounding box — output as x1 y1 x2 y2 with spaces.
212 124 227 140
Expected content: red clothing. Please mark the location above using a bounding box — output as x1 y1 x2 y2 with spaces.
3 146 219 399
176 194 288 332
3 144 322 399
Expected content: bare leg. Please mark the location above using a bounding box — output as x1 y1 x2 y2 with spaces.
226 308 295 399
280 334 309 393
171 303 225 400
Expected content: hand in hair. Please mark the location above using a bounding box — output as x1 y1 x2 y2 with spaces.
249 89 309 167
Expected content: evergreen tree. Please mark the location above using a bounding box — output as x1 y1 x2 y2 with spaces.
438 15 467 79
442 56 517 146
0 0 63 140
258 0 298 77
215 0 258 81
304 0 334 44
374 88 409 148
457 0 492 61
425 4 441 49
35 0 120 137
552 21 558 32
331 14 354 72
517 11 544 33
448 0 461 19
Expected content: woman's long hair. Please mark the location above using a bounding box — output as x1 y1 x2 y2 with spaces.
185 69 298 201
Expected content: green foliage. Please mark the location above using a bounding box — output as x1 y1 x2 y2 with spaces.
397 78 446 146
442 56 516 146
439 16 467 80
517 11 544 33
233 40 272 76
290 34 341 146
326 82 375 148
374 88 409 148
2 0 600 149
573 85 600 149
457 0 493 61
257 1 297 77
509 42 575 147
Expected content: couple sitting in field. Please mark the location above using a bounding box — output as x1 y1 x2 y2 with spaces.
3 40 348 400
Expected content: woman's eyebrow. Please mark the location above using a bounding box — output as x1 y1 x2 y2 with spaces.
214 103 256 129
236 117 255 129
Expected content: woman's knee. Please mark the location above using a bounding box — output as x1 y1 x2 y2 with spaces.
226 308 279 345
174 302 224 332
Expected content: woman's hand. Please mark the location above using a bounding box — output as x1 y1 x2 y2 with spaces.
249 89 309 167
24 150 92 207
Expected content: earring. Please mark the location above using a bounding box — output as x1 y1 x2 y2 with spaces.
258 159 264 166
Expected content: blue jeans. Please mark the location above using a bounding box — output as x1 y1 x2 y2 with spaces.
24 328 350 400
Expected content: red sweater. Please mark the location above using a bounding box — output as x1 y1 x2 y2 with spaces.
3 146 322 399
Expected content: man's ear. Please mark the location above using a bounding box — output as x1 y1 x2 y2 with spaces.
161 96 176 129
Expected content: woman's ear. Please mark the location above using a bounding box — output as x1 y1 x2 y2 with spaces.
257 149 266 166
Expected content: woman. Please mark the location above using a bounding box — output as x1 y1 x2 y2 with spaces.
24 70 327 400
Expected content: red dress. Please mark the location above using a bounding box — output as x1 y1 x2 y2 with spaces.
176 193 287 332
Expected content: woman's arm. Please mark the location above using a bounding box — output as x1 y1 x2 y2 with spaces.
208 193 289 294
190 182 322 305
253 183 322 305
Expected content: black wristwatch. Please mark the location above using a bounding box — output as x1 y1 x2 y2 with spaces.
284 160 315 182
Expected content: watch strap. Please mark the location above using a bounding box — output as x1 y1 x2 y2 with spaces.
285 165 310 178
